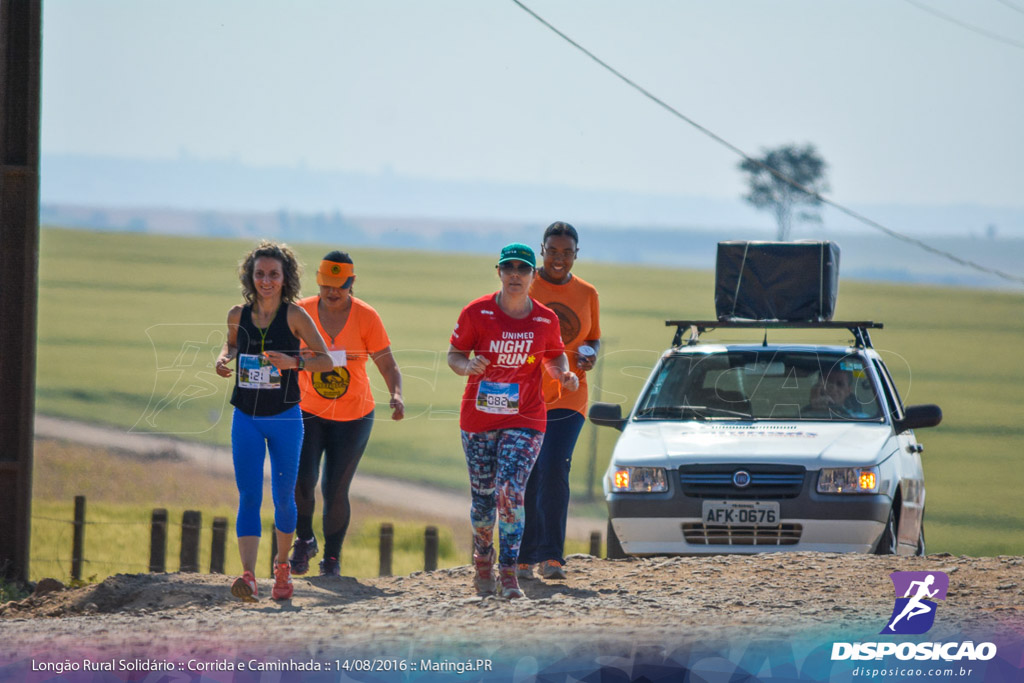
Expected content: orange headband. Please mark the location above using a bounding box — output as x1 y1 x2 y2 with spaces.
316 260 355 287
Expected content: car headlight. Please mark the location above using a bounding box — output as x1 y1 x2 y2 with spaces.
817 466 880 494
610 466 668 493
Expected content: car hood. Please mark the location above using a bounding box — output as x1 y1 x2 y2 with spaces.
611 420 894 469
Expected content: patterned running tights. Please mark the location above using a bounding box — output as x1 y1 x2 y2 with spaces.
461 428 544 567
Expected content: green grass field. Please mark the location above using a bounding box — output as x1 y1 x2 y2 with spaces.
33 227 1024 564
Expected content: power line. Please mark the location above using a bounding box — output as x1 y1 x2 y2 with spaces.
902 0 1024 50
509 0 1024 287
995 0 1024 16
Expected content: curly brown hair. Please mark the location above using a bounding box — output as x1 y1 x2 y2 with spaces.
238 240 303 305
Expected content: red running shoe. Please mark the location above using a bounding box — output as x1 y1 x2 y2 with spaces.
472 548 496 595
231 571 258 602
272 561 293 601
498 566 525 599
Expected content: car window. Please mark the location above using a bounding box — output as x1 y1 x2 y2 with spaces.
871 358 904 422
636 351 884 422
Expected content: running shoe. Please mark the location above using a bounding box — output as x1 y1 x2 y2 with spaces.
231 570 258 603
472 548 496 595
498 566 525 599
271 562 293 601
319 556 340 577
539 559 567 580
289 536 319 576
516 563 535 580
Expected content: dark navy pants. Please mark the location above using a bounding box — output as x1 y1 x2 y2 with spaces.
518 408 585 566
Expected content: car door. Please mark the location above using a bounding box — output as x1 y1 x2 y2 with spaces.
872 357 925 551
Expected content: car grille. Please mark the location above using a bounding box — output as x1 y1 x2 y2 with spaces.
678 464 806 499
682 522 803 546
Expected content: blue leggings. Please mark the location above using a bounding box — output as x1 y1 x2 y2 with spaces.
231 406 303 538
461 428 544 567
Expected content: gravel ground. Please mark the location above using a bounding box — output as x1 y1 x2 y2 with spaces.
4 552 1022 664
14 418 1024 679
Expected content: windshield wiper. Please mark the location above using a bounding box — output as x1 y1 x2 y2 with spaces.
635 405 709 420
635 405 753 420
702 406 754 419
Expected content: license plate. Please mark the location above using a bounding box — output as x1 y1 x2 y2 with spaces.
702 500 780 526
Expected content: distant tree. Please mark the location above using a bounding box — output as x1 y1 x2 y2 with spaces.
738 144 829 241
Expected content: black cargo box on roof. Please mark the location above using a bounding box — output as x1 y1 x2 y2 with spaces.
715 241 840 322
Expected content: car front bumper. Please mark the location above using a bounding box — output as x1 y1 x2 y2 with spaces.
607 484 892 555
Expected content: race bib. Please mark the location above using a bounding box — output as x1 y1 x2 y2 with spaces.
237 353 281 389
475 381 520 415
329 349 348 367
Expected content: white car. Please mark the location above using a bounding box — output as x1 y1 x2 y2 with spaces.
590 321 942 557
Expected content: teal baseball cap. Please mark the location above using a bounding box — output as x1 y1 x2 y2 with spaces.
498 242 536 268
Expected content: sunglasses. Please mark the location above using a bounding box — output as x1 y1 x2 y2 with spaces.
498 262 534 275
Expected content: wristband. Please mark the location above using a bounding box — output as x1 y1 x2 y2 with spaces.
297 357 305 371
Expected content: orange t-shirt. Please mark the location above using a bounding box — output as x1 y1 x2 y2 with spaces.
529 273 601 414
297 295 391 421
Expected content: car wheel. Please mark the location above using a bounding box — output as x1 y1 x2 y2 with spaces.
874 506 898 555
606 519 626 559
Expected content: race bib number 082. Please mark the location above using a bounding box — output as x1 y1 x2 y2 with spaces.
475 381 520 415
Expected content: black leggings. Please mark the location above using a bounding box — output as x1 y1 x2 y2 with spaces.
295 410 374 559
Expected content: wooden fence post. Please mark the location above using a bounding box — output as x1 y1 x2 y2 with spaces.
424 526 438 571
179 510 201 572
149 508 167 573
210 517 228 574
270 528 278 578
71 495 86 581
379 523 393 577
590 530 602 558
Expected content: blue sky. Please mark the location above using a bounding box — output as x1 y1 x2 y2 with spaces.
41 0 1024 210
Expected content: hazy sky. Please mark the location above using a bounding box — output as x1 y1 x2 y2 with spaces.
41 0 1024 209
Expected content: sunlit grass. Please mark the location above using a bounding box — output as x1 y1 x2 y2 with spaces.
34 227 1024 557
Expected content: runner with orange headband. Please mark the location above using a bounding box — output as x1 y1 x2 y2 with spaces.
288 250 404 577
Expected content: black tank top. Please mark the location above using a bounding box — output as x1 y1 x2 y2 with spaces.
230 303 301 416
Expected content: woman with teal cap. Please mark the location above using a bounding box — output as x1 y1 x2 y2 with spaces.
447 243 578 599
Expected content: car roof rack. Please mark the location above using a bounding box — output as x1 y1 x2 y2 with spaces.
665 320 883 349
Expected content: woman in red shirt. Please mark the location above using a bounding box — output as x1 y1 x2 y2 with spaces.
447 243 578 599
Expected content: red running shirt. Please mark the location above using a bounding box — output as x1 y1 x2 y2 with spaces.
450 293 565 434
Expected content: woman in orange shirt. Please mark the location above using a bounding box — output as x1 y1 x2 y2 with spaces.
288 251 404 577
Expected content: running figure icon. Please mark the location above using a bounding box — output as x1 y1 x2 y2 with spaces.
887 574 939 632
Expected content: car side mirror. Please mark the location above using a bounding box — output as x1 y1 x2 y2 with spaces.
895 404 942 434
589 402 626 431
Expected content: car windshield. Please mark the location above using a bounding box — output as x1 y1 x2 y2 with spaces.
635 350 885 422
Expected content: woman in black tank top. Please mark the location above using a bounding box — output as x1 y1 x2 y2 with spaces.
215 241 333 602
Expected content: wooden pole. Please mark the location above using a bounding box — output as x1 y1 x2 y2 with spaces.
149 509 167 573
0 0 42 586
70 495 85 581
424 526 438 571
210 517 228 574
585 343 606 501
179 510 201 573
379 523 393 577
